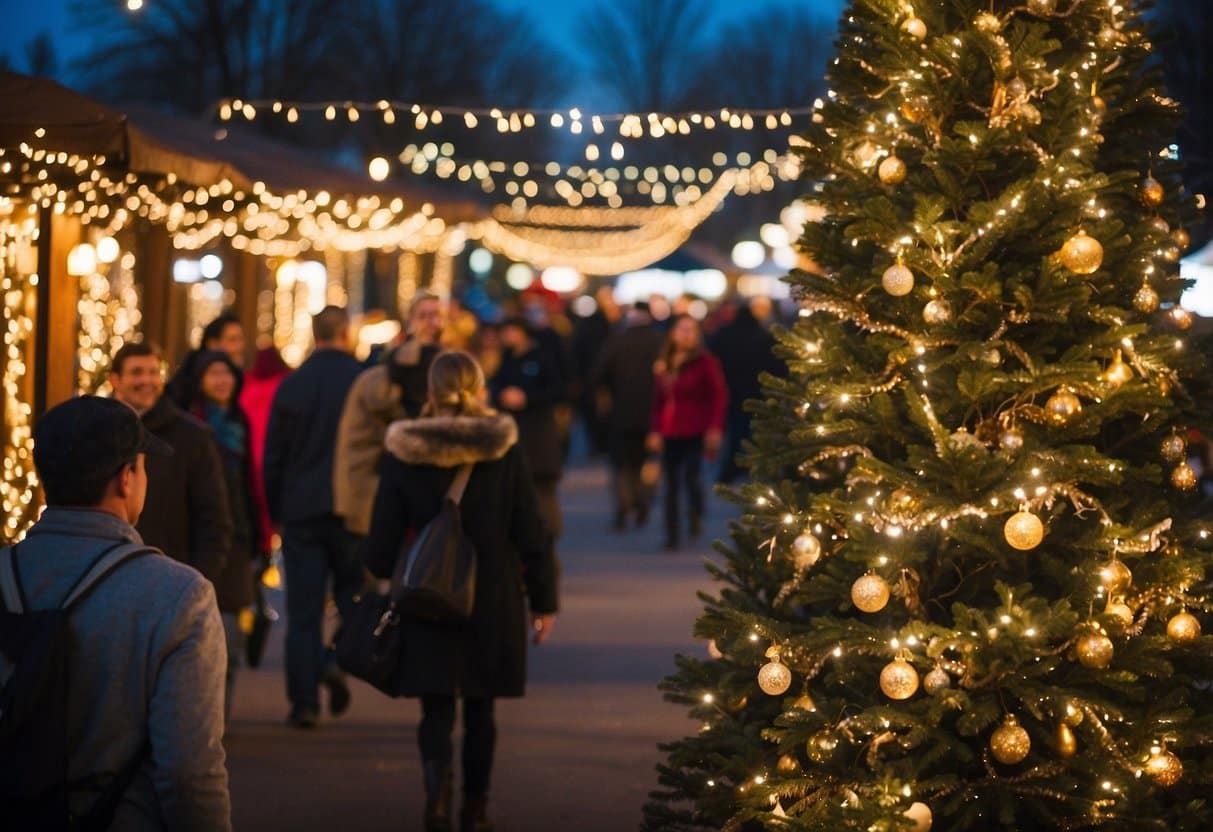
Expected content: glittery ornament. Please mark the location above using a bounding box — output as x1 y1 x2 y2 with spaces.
1171 307 1193 331
1004 510 1044 550
1139 176 1165 208
1076 632 1114 669
1148 216 1171 236
1059 230 1103 274
882 263 915 296
1057 722 1077 758
853 141 880 168
1099 560 1132 594
776 754 800 773
1000 426 1024 452
1171 463 1198 491
974 12 1001 32
1105 600 1134 630
1063 701 1084 726
879 155 907 185
758 659 793 696
1097 26 1122 49
880 657 919 700
900 96 931 123
805 730 837 763
1160 434 1187 464
1173 228 1191 251
1133 285 1160 313
1146 750 1183 787
1045 389 1082 423
923 666 951 696
990 714 1031 764
1167 611 1201 642
901 17 927 39
923 298 952 324
851 573 890 613
792 533 822 569
904 802 933 832
1027 0 1056 14
1103 350 1133 387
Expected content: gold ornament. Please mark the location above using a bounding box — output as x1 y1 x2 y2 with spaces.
1103 350 1133 387
1000 426 1024 452
1099 559 1133 594
879 155 908 185
1076 632 1114 669
1027 0 1056 14
776 753 800 773
990 714 1032 764
1004 510 1044 551
1173 228 1191 251
1057 722 1078 758
1171 463 1198 491
1046 389 1082 423
1171 307 1193 331
852 573 891 613
1091 95 1107 117
1139 176 1165 209
1160 434 1187 464
1167 611 1201 642
923 298 952 325
758 658 793 696
882 263 915 297
1146 749 1183 787
1133 285 1160 313
900 96 931 124
793 693 817 712
707 639 724 659
901 17 927 39
974 12 1001 32
880 657 920 700
1063 701 1084 727
1059 230 1104 274
1105 599 1134 630
805 729 837 763
923 666 951 696
904 801 933 832
853 141 880 168
792 532 822 568
1163 244 1181 263
1097 26 1122 49
1148 216 1171 236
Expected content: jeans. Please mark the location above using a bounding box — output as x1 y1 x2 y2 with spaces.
281 515 365 711
662 436 705 544
608 431 653 523
419 696 496 797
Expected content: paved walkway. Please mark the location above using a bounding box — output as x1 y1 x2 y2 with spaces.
225 465 728 831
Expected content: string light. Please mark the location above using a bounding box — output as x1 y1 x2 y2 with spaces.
0 210 40 541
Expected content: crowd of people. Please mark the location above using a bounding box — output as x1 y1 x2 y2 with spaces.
3 288 785 830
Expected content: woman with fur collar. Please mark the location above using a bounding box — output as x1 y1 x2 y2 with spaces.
362 351 559 832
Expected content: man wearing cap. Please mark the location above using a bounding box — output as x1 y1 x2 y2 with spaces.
4 396 230 829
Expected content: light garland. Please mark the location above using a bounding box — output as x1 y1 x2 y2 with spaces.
0 208 40 542
75 236 141 394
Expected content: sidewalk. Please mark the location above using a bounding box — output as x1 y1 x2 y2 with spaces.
225 464 728 831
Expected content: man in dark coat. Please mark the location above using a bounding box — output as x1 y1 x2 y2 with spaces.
263 306 365 729
592 302 667 530
569 287 621 457
707 297 785 484
491 317 567 542
108 341 232 586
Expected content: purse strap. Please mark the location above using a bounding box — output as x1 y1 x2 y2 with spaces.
446 464 473 504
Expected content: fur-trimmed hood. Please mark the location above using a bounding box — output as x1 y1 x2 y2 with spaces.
384 413 518 467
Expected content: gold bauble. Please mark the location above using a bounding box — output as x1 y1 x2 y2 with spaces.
904 801 933 832
805 729 838 763
1006 78 1028 99
1027 0 1056 14
1004 510 1045 551
1046 389 1082 423
1057 722 1078 758
990 714 1032 765
1163 244 1181 263
1059 230 1104 274
923 299 952 325
974 12 1001 32
1160 434 1187 464
901 17 928 40
880 658 920 700
1099 559 1133 594
1076 632 1114 669
1171 463 1198 491
1105 600 1134 630
1000 426 1025 452
1103 350 1133 387
853 140 880 168
1139 176 1165 209
792 532 822 569
1148 216 1171 236
1063 701 1084 727
707 639 724 659
758 659 793 696
879 155 908 185
1146 750 1183 787
900 96 931 124
1171 307 1193 331
882 263 915 296
1173 228 1191 251
851 573 891 613
1097 26 1122 49
776 753 800 773
923 666 951 696
1167 611 1201 642
1133 285 1160 313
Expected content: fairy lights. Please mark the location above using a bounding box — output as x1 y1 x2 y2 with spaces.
0 211 40 541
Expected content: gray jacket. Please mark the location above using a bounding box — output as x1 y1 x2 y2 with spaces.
7 508 231 830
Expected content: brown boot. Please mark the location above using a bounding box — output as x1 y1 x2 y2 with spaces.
459 794 493 832
423 762 453 832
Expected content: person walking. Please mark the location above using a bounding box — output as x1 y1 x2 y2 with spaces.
263 306 365 728
648 315 728 550
186 350 266 722
165 312 247 408
240 345 291 555
592 302 666 530
569 287 621 457
491 317 566 542
108 341 233 587
362 351 558 832
4 396 230 829
334 293 444 537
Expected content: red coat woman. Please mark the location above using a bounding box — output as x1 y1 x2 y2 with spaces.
240 346 290 553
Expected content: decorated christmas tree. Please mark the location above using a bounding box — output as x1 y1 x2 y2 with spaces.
646 1 1213 829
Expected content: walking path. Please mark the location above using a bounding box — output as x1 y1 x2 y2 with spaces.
225 464 729 831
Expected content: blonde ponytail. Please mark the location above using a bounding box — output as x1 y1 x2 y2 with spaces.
423 351 494 418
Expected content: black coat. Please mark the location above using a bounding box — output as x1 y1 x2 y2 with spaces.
136 396 233 586
264 348 364 525
707 308 784 412
592 321 666 435
490 343 565 480
362 413 559 698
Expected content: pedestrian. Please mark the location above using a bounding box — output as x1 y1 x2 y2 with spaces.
4 396 230 829
569 287 621 457
263 306 365 728
334 293 444 537
491 317 566 542
362 351 558 832
240 345 291 554
165 311 247 408
592 301 667 530
707 297 784 484
647 315 728 550
186 350 267 722
108 341 233 590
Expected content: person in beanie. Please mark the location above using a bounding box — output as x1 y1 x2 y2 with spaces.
165 312 247 409
7 396 230 829
362 351 558 832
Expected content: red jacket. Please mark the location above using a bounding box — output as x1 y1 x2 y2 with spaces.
240 371 286 552
650 351 728 439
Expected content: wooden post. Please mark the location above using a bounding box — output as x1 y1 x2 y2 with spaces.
137 224 172 354
234 249 259 366
34 209 82 416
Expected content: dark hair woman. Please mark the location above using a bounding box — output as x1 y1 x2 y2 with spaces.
362 351 559 832
189 350 267 722
647 315 729 550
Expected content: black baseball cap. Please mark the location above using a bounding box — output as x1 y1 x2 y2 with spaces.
34 396 173 485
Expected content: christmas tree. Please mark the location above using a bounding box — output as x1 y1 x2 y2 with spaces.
645 1 1213 830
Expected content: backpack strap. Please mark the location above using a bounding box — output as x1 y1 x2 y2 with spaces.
446 464 474 505
0 544 22 613
61 542 157 611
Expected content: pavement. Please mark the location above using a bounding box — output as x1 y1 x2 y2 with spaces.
225 464 730 831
